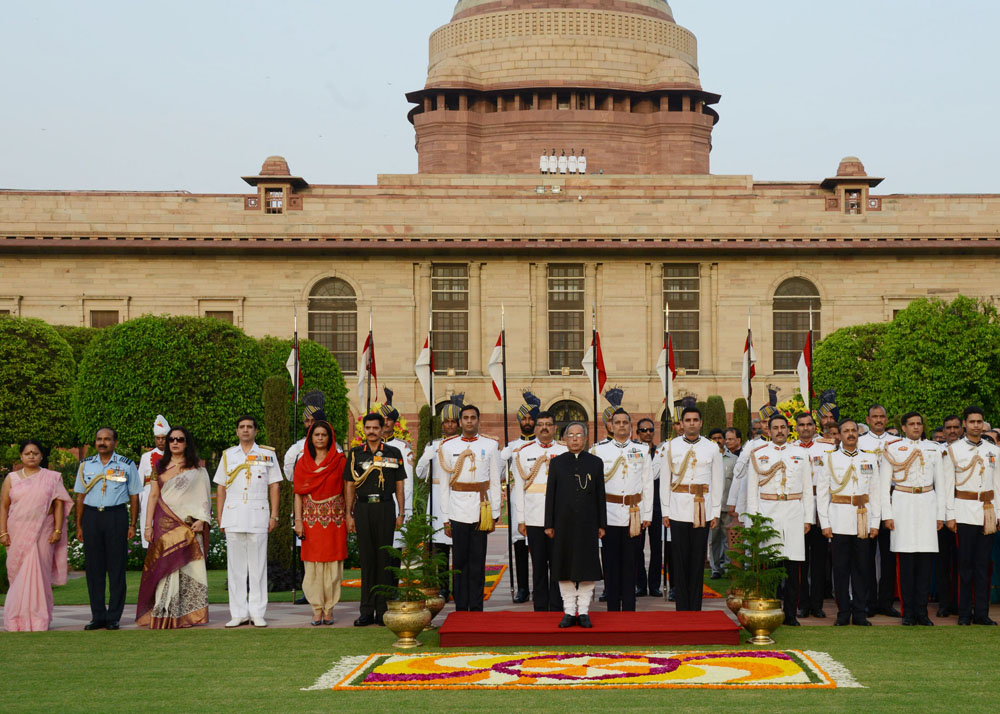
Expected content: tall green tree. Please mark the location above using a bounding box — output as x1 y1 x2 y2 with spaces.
704 395 727 433
72 316 266 454
732 398 750 442
811 322 887 424
51 325 103 371
0 316 76 447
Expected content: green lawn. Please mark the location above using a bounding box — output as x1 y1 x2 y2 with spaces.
0 570 362 606
1 626 997 713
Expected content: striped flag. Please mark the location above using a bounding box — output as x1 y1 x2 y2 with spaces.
487 332 504 401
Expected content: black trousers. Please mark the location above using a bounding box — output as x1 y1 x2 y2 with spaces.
355 501 395 618
514 539 530 592
81 504 129 624
935 528 958 611
452 520 488 611
956 524 994 621
832 534 869 619
867 523 897 611
526 526 562 611
635 481 663 592
779 559 801 619
799 526 828 612
602 525 638 611
670 521 709 611
898 552 933 619
432 542 452 598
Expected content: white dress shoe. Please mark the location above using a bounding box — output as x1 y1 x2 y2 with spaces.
252 617 268 628
225 618 249 628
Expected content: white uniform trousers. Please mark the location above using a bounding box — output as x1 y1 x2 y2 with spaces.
558 581 596 616
225 531 268 620
139 483 152 548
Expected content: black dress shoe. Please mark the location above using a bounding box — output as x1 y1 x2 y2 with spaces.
83 620 105 631
917 616 935 626
376 614 385 626
577 614 593 628
901 617 916 626
973 617 998 626
852 617 873 626
937 607 951 618
957 618 972 626
878 606 902 618
834 616 851 626
635 588 648 598
797 607 810 618
668 588 676 602
649 588 663 598
784 616 801 627
599 591 607 602
710 571 722 580
811 609 827 619
106 621 120 630
513 589 530 604
353 615 376 627
558 614 578 628
294 595 309 605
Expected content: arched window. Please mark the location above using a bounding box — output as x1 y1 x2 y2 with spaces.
549 400 588 439
772 278 821 374
308 278 357 373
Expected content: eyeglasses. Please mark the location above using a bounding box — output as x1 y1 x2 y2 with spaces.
637 428 655 434
168 436 186 443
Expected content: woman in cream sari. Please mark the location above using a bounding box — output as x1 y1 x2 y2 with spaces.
136 426 211 629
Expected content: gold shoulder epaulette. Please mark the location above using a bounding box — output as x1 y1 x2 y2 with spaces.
860 448 878 455
752 443 769 453
441 434 461 444
259 445 276 452
479 433 499 442
513 442 532 454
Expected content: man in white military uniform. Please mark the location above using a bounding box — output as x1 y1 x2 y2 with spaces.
943 406 999 626
514 410 568 611
817 419 881 627
746 414 815 626
591 408 653 612
137 414 169 548
730 407 773 520
880 411 945 626
858 404 900 618
416 395 462 600
440 404 503 612
794 412 836 619
214 414 283 628
661 405 723 612
380 389 415 557
500 391 542 603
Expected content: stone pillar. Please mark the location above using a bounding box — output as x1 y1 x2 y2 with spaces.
469 262 482 374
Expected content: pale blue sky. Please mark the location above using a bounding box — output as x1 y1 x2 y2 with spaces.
1 0 997 194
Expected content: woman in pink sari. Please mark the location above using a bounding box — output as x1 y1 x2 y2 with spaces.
136 426 211 629
1 440 73 631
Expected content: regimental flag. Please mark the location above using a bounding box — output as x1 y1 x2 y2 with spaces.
285 344 303 395
415 328 433 413
357 331 377 404
487 332 505 401
656 334 678 420
797 331 813 410
741 313 757 402
582 332 608 393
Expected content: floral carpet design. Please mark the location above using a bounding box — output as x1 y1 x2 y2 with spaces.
305 650 863 690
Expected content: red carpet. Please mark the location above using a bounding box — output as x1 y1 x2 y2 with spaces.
438 611 740 647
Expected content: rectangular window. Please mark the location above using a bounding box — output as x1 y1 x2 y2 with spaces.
0 309 9 315
90 310 119 328
204 311 234 324
548 264 585 374
264 188 284 214
663 264 700 372
431 264 469 374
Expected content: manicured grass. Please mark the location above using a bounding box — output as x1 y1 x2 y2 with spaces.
1 626 998 713
0 570 362 606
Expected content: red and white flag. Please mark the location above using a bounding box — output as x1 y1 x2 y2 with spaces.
582 332 607 393
415 323 433 412
357 331 377 404
285 344 303 393
656 334 677 419
741 312 756 402
797 331 813 410
487 332 505 401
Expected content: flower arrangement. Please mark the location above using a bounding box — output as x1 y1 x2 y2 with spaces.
775 393 808 442
351 404 412 447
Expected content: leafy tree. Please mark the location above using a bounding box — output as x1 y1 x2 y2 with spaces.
51 324 103 370
0 316 76 447
72 316 266 455
258 337 349 448
732 398 750 443
704 395 727 434
812 322 887 424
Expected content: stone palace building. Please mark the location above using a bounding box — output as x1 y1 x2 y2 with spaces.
1 0 998 433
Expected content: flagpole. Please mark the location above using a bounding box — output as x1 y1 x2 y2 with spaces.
426 311 434 558
746 307 753 432
291 306 299 604
664 302 671 432
807 307 814 410
592 303 598 442
500 305 515 602
366 306 373 413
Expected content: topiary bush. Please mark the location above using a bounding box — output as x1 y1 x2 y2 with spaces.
0 316 76 448
704 395 727 434
51 324 104 371
732 398 750 443
72 316 266 456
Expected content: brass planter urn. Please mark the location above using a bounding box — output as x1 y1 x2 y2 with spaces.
420 587 446 630
737 597 784 645
383 600 432 648
726 588 745 616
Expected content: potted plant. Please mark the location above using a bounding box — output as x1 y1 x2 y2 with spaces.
726 513 786 645
374 511 438 648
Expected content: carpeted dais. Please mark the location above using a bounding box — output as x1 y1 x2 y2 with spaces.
305 650 863 691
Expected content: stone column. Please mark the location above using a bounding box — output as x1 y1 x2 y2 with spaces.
469 262 482 374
